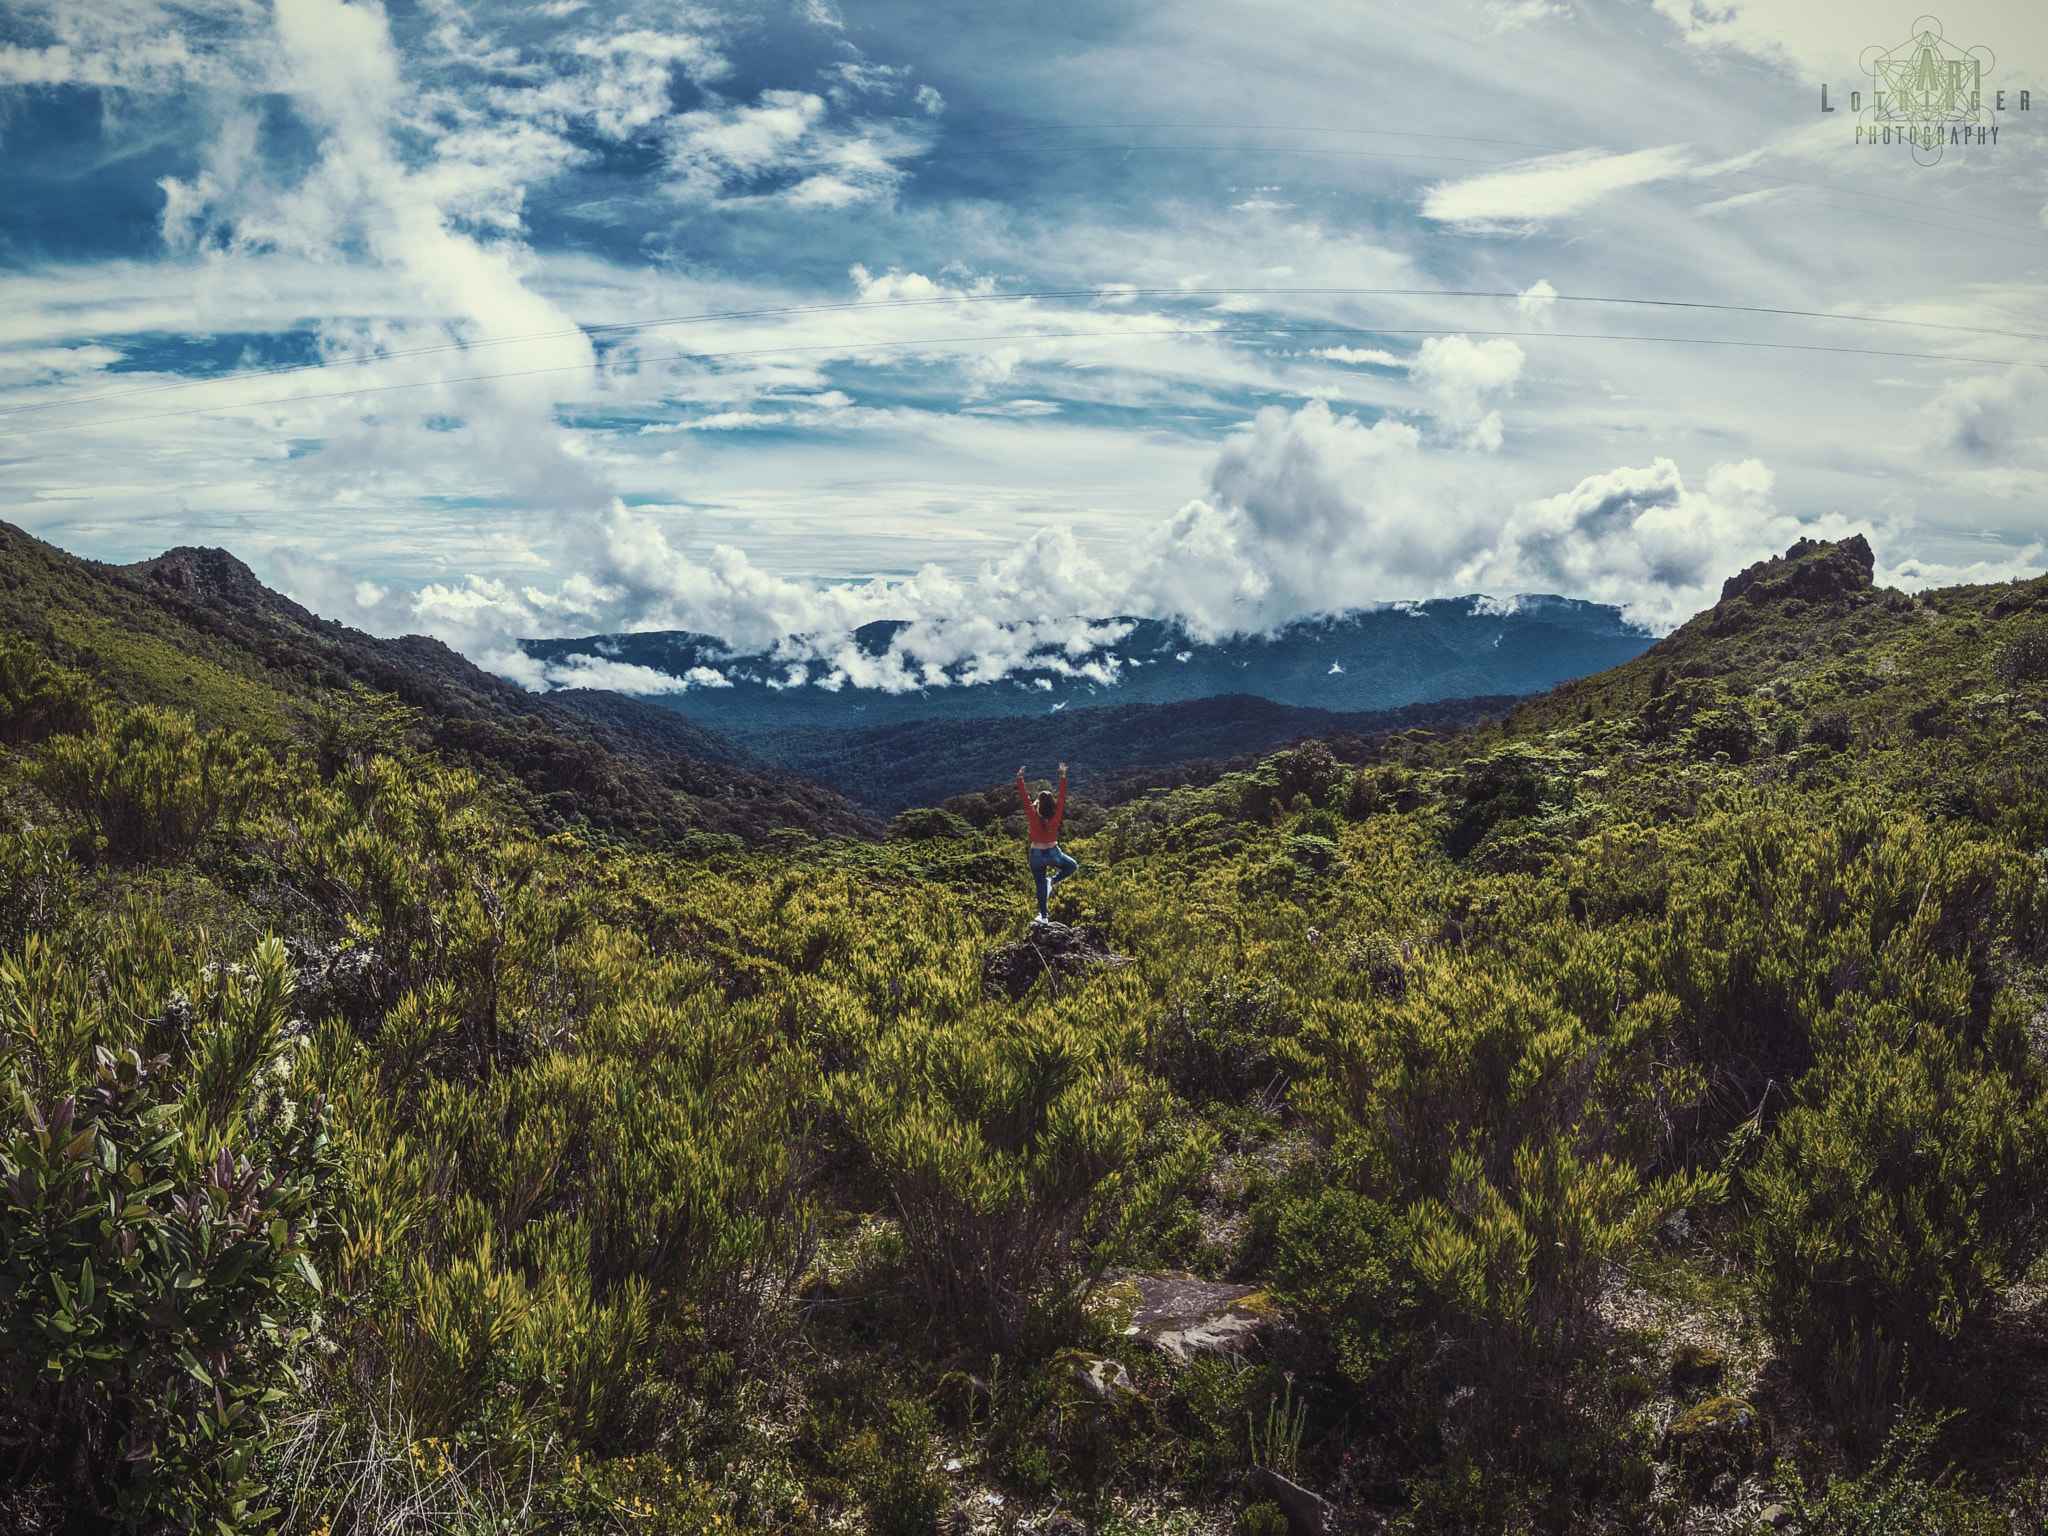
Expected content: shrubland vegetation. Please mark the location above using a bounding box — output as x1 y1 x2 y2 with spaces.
9 533 2048 1533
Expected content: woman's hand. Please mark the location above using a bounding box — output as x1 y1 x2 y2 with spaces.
1019 763 1027 777
1058 761 1067 775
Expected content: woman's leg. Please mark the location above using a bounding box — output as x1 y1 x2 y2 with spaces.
1029 849 1052 918
1048 846 1079 894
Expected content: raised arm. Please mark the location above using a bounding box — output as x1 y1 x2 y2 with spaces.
1052 763 1068 827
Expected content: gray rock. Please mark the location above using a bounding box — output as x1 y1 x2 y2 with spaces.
1119 1270 1273 1362
1240 1467 1330 1536
1068 1354 1136 1402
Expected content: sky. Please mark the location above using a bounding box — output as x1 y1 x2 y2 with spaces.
2 0 2046 692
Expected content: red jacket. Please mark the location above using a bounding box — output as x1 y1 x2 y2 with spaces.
1018 772 1066 846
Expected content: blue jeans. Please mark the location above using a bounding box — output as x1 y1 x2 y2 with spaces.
1028 844 1079 917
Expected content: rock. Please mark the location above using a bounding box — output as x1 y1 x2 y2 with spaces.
1060 1351 1137 1403
981 921 1131 1001
1668 1343 1725 1391
1119 1270 1275 1362
1660 1395 1767 1482
1758 1505 1791 1529
1239 1467 1331 1536
1713 535 1875 633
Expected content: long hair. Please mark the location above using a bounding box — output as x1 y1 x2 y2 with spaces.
1036 790 1056 821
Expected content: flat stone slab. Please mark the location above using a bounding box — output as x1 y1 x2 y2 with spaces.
1108 1270 1274 1362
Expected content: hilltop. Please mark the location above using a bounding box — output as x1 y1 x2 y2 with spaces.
0 521 881 846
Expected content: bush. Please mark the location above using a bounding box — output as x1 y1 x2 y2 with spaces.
1747 1027 2044 1363
0 939 334 1531
1807 710 1853 752
1684 707 1759 764
0 639 98 747
830 988 1213 1345
36 706 270 863
1446 747 1549 859
1992 617 2048 690
0 827 76 948
891 806 977 842
1271 1187 1416 1386
1772 1412 2004 1535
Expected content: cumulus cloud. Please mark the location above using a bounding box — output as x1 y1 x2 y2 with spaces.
1422 146 1693 233
1409 335 1523 449
1469 457 1850 628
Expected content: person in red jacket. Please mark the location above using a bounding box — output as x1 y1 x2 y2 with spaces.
1018 761 1078 925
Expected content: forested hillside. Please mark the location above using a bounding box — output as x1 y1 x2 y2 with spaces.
9 532 2048 1535
0 523 879 848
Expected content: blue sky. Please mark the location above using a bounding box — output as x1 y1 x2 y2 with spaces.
2 0 2046 690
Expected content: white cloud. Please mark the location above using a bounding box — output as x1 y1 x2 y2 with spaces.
1409 335 1523 450
1314 346 1404 366
1919 368 2048 460
1471 457 1851 628
1421 146 1694 233
1515 278 1557 323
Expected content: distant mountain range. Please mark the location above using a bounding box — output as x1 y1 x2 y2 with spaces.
0 518 1662 830
520 597 1654 734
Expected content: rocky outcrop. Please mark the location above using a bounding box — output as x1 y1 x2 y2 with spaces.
1718 535 1874 607
1708 535 1877 637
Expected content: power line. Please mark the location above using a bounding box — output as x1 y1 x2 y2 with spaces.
6 285 2045 424
8 322 2044 440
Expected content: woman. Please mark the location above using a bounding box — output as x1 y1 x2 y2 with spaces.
1017 761 1078 925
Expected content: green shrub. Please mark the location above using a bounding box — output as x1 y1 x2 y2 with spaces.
0 827 76 948
1992 617 2048 690
36 705 270 862
1683 707 1759 763
1772 1412 2003 1535
1282 832 1339 875
1272 1187 1416 1386
1747 1026 2044 1363
0 938 334 1532
891 806 977 842
1446 747 1549 859
0 638 99 747
830 984 1213 1345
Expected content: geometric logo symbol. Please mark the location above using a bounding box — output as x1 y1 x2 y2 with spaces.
1861 15 1995 163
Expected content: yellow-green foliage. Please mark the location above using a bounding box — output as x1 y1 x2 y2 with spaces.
0 637 99 747
831 967 1214 1344
37 705 272 863
8 574 2048 1532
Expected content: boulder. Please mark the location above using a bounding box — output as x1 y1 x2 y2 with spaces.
1112 1270 1276 1363
1239 1468 1331 1536
1660 1395 1767 1483
982 921 1130 1001
1054 1349 1138 1404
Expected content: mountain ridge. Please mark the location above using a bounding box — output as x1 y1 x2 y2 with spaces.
518 593 1654 730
